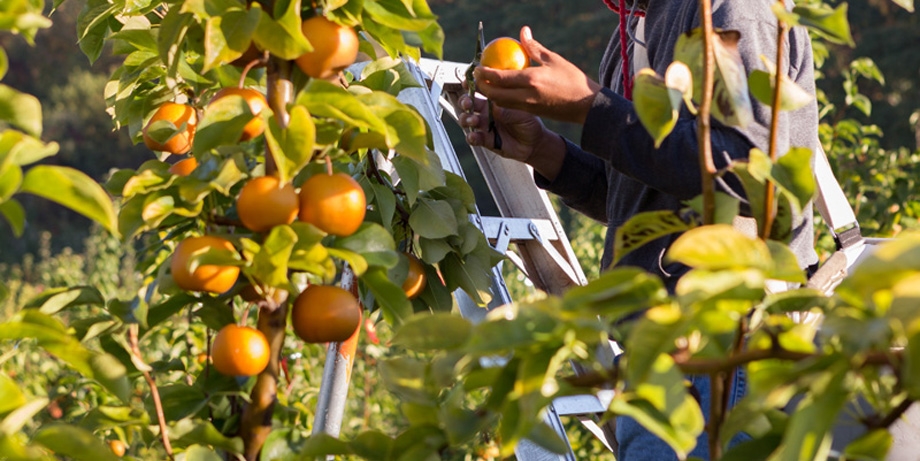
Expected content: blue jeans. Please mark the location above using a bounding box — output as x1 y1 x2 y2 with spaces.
615 368 750 460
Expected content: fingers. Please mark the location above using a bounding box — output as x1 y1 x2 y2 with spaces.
519 26 555 66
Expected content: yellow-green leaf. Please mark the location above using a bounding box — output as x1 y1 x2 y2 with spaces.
20 165 119 237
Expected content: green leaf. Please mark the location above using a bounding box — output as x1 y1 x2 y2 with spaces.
357 92 429 162
675 28 753 128
613 209 694 265
409 198 458 239
609 354 704 459
158 7 193 77
20 165 119 237
393 313 472 351
0 164 21 202
332 222 398 269
771 367 848 461
149 384 208 422
0 48 7 80
842 429 893 461
773 146 816 214
248 225 296 290
202 8 260 73
632 68 680 148
251 2 309 60
563 268 668 320
0 199 24 237
439 252 493 306
24 286 106 315
666 224 771 271
791 4 855 47
264 105 315 186
0 375 25 417
298 433 353 458
0 85 42 137
33 424 120 461
194 94 255 155
361 267 412 325
748 67 814 112
181 445 224 461
685 191 740 226
297 80 388 135
170 419 244 454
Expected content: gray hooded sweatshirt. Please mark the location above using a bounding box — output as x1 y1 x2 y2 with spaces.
536 0 819 291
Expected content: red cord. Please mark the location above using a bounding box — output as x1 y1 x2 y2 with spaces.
603 0 645 100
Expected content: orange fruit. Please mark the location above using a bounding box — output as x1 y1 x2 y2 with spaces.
291 285 361 343
295 16 360 79
143 102 198 155
480 37 531 71
211 324 270 376
236 176 299 232
109 440 126 457
402 254 426 299
170 236 240 294
168 157 197 176
209 88 267 141
298 172 366 236
196 353 209 365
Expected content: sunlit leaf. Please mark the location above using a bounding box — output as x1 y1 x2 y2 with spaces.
202 8 260 73
248 225 296 290
265 105 315 186
613 209 695 265
296 80 388 135
361 267 412 325
193 94 255 155
632 69 680 148
0 375 26 417
170 419 244 454
748 68 814 112
667 224 771 271
251 2 310 60
0 199 24 237
332 222 398 269
24 286 106 315
563 268 668 320
0 398 48 436
791 4 855 46
889 0 914 12
842 429 893 461
20 165 119 237
771 366 848 461
0 85 42 137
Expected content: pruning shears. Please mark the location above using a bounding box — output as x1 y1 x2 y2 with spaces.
465 22 502 150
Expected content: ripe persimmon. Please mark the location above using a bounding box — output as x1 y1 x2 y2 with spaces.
209 88 267 141
236 176 299 232
211 324 270 376
480 37 531 71
109 440 126 457
295 16 359 80
168 157 197 176
298 172 366 236
291 285 361 343
402 254 426 299
170 236 240 294
143 102 197 155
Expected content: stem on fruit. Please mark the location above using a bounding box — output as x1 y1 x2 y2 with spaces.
698 0 717 225
761 5 788 240
128 324 174 459
325 156 334 176
239 297 288 461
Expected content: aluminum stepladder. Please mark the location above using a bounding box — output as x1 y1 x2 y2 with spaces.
310 57 619 460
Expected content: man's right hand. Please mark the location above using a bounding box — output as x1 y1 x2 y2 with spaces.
456 92 565 181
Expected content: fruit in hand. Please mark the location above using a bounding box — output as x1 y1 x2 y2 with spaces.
143 102 198 155
170 236 240 294
208 88 268 141
236 176 299 232
168 157 197 176
292 285 361 343
211 324 270 376
480 37 531 71
402 254 426 299
298 172 366 236
295 16 360 79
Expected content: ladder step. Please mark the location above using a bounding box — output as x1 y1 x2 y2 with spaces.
553 390 616 417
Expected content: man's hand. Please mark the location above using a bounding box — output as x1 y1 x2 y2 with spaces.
474 26 603 125
457 91 565 182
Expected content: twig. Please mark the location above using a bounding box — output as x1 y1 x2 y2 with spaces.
708 372 725 460
128 324 174 459
698 0 717 225
865 397 915 429
761 4 788 239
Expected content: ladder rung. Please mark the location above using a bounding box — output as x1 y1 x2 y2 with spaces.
552 390 616 417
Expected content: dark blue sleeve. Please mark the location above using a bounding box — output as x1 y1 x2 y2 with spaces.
581 87 754 202
534 136 610 223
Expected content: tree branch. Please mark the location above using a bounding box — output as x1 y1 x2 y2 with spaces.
128 324 174 459
761 4 788 239
698 0 717 225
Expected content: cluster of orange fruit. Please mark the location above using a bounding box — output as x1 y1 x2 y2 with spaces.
138 16 429 380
